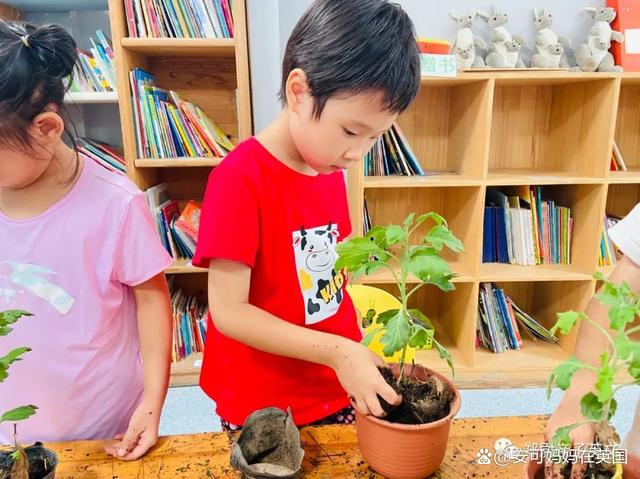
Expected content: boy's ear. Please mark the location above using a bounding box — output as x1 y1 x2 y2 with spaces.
29 111 65 145
285 68 311 114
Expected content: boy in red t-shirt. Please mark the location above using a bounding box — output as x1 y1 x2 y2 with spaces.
192 0 421 430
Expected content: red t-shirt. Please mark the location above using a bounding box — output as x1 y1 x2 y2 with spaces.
192 137 362 426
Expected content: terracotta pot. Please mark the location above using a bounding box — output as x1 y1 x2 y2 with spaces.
355 363 461 479
524 452 640 478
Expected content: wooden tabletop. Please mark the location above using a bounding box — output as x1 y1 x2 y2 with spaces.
50 415 548 478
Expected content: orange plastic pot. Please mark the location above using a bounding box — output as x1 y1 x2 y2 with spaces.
355 363 461 479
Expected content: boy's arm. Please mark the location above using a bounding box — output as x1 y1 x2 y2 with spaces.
208 258 400 417
105 273 172 460
547 256 640 444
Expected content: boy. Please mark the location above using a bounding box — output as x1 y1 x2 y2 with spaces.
192 0 421 429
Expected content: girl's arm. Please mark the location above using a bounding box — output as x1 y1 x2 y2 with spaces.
546 256 640 445
208 258 400 417
105 272 172 460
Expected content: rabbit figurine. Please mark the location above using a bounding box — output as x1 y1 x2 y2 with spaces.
575 6 624 72
450 10 486 69
531 8 571 68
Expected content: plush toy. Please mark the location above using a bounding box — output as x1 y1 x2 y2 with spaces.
478 6 526 68
450 10 486 69
486 39 526 68
531 8 571 68
574 6 624 72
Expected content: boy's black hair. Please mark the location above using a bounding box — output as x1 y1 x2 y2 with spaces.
0 20 77 154
279 0 421 118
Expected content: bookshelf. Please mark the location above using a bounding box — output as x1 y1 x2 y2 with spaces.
106 0 252 386
348 71 640 388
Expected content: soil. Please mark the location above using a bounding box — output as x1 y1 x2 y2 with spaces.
0 445 56 479
542 462 615 479
377 367 454 425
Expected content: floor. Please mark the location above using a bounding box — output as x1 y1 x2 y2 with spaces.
159 385 639 439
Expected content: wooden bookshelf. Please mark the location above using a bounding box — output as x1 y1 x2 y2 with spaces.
64 91 119 104
348 71 640 388
107 0 253 386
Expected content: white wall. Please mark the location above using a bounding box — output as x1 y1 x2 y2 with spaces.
247 0 606 132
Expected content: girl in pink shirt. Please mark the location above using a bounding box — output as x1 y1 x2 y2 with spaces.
0 21 173 461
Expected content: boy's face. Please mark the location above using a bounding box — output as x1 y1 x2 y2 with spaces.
289 89 398 175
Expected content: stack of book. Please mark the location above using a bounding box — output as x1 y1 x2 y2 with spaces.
78 138 126 174
610 141 627 171
130 68 234 160
146 184 202 259
169 282 208 362
364 123 425 176
599 215 621 267
124 0 234 38
483 187 573 265
71 30 117 93
477 283 558 354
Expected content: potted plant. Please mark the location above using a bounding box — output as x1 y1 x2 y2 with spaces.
527 273 640 479
0 310 57 479
335 212 463 479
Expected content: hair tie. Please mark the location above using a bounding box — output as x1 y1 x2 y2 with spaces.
21 35 30 48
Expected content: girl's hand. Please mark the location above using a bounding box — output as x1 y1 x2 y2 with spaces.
104 399 161 461
330 338 401 417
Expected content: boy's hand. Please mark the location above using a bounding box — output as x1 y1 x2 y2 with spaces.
104 399 161 461
330 338 401 417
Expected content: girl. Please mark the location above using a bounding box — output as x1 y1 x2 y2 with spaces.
0 20 172 461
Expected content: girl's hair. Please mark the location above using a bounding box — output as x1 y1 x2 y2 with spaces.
0 20 78 154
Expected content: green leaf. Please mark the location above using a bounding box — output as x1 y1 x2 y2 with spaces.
362 327 383 347
423 225 464 253
380 310 410 357
595 364 615 403
365 226 390 249
408 309 434 329
551 311 586 336
403 213 416 229
385 225 407 246
407 252 452 282
376 309 399 326
581 393 606 421
433 338 454 376
609 305 636 330
416 212 446 228
0 405 37 423
549 357 590 391
335 237 388 273
409 324 434 349
629 360 640 379
615 333 640 362
551 424 582 447
0 347 31 382
593 271 606 282
0 310 33 337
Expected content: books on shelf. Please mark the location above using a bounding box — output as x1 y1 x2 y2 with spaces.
363 197 372 235
124 0 234 39
169 281 208 363
364 123 425 176
78 138 126 174
477 283 558 354
71 30 117 93
599 215 621 267
130 68 234 160
145 183 202 259
483 187 572 266
611 140 627 171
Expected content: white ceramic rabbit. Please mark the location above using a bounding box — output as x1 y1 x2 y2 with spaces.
532 8 571 68
575 6 624 72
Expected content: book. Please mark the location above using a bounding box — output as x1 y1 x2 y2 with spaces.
78 138 126 174
169 279 208 362
364 123 424 176
130 68 233 160
477 283 558 354
124 0 235 38
483 187 572 266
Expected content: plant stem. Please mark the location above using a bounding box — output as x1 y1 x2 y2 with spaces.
406 283 425 302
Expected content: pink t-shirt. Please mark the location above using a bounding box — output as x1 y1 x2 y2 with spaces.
0 157 172 444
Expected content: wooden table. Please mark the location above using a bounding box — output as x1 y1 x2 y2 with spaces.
51 415 548 478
